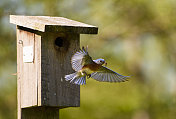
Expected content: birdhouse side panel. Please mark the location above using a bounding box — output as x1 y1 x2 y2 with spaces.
40 32 80 107
17 28 41 108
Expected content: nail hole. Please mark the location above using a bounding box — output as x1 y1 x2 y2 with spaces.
55 37 64 47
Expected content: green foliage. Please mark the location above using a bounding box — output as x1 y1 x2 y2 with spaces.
0 0 176 118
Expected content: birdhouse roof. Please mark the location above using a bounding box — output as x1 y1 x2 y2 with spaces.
10 15 98 34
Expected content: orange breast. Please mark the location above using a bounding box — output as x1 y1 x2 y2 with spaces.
82 63 101 71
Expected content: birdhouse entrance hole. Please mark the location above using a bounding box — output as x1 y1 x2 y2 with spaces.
55 37 64 47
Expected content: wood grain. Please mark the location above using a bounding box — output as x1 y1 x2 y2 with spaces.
17 28 22 119
41 32 80 107
18 29 38 108
10 15 98 34
35 34 42 106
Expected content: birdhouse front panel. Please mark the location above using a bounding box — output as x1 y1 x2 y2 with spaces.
40 32 80 107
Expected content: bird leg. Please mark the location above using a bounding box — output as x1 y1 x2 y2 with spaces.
87 74 91 79
82 71 91 78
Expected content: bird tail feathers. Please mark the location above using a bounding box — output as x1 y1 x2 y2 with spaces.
65 72 86 85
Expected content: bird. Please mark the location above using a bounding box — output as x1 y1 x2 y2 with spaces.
65 46 130 85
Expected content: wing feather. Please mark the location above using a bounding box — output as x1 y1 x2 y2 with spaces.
71 47 93 71
91 66 130 82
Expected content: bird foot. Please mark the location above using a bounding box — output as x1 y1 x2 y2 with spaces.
83 71 91 78
87 74 91 79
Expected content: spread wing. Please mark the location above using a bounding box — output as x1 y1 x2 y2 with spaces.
71 46 94 71
91 66 130 82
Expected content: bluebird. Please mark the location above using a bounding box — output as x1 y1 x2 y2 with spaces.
65 46 130 85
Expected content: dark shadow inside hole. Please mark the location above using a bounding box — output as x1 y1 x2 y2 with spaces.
55 37 64 47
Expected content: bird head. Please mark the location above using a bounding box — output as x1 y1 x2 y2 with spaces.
94 58 107 66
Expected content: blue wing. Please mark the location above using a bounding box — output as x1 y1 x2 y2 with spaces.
91 66 130 82
71 46 93 71
73 76 86 85
65 72 86 85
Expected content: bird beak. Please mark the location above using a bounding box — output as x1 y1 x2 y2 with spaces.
105 62 107 66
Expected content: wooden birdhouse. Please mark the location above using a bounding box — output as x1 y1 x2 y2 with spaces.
10 15 98 119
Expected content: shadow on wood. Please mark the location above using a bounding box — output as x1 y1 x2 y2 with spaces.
22 107 59 119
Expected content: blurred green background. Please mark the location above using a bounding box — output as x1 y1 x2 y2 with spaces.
1 0 176 119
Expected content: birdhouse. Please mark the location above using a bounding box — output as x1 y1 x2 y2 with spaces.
10 15 98 110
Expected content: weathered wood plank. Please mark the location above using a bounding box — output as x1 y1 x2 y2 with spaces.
10 15 98 34
41 32 80 107
35 34 42 106
17 28 22 119
17 29 38 108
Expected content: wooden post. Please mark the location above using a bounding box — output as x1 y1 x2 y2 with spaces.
10 15 98 119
